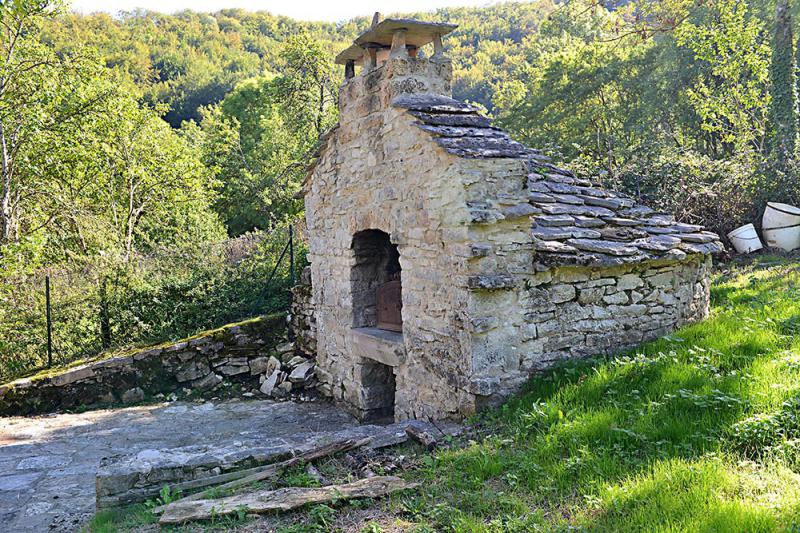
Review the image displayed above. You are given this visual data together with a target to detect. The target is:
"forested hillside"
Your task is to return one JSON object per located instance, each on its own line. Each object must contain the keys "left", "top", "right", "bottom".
{"left": 41, "top": 3, "right": 558, "bottom": 125}
{"left": 3, "top": 0, "right": 800, "bottom": 379}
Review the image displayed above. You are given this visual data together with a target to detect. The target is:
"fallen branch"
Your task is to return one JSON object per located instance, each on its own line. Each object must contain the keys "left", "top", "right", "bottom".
{"left": 153, "top": 437, "right": 371, "bottom": 514}
{"left": 159, "top": 476, "right": 418, "bottom": 524}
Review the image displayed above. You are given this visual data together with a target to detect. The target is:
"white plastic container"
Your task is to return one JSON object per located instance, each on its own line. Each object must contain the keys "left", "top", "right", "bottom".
{"left": 762, "top": 202, "right": 800, "bottom": 252}
{"left": 727, "top": 223, "right": 763, "bottom": 254}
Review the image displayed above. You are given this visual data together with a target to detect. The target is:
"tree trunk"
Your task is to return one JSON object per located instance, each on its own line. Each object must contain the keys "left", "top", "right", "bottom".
{"left": 770, "top": 0, "right": 797, "bottom": 167}
{"left": 316, "top": 81, "right": 324, "bottom": 137}
{"left": 0, "top": 120, "right": 12, "bottom": 245}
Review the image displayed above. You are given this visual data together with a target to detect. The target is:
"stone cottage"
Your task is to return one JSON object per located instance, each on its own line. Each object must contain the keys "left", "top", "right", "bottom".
{"left": 299, "top": 15, "right": 723, "bottom": 422}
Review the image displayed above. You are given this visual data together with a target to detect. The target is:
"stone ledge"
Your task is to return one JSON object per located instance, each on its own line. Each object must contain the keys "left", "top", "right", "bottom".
{"left": 467, "top": 274, "right": 516, "bottom": 291}
{"left": 349, "top": 328, "right": 406, "bottom": 367}
{"left": 0, "top": 313, "right": 296, "bottom": 416}
{"left": 95, "top": 419, "right": 460, "bottom": 509}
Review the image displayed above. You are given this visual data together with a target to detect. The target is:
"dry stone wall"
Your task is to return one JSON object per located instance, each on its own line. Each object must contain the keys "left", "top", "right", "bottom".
{"left": 0, "top": 314, "right": 317, "bottom": 416}
{"left": 291, "top": 266, "right": 317, "bottom": 358}
{"left": 467, "top": 257, "right": 711, "bottom": 405}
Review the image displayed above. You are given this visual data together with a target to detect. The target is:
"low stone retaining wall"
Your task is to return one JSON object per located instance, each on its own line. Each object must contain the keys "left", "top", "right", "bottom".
{"left": 0, "top": 313, "right": 317, "bottom": 416}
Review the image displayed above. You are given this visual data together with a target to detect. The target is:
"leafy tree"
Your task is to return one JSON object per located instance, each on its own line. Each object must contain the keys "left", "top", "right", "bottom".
{"left": 94, "top": 99, "right": 223, "bottom": 260}
{"left": 197, "top": 34, "right": 338, "bottom": 235}
{"left": 770, "top": 0, "right": 797, "bottom": 166}
{"left": 675, "top": 0, "right": 770, "bottom": 154}
{"left": 273, "top": 32, "right": 338, "bottom": 139}
{"left": 0, "top": 0, "right": 106, "bottom": 246}
{"left": 0, "top": 2, "right": 225, "bottom": 268}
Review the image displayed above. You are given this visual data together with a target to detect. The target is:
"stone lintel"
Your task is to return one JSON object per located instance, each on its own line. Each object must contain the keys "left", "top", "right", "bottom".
{"left": 349, "top": 327, "right": 406, "bottom": 367}
{"left": 355, "top": 19, "right": 456, "bottom": 52}
{"left": 335, "top": 18, "right": 457, "bottom": 65}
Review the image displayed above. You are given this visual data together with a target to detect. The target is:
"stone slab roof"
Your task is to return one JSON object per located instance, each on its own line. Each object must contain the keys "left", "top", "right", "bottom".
{"left": 524, "top": 166, "right": 723, "bottom": 267}
{"left": 393, "top": 94, "right": 724, "bottom": 267}
{"left": 393, "top": 94, "right": 542, "bottom": 159}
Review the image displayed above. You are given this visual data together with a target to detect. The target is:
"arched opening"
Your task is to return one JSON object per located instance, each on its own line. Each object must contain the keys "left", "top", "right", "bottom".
{"left": 350, "top": 229, "right": 401, "bottom": 421}
{"left": 351, "top": 229, "right": 402, "bottom": 331}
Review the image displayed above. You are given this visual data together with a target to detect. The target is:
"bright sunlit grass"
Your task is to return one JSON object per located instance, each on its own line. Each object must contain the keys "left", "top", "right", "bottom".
{"left": 404, "top": 257, "right": 800, "bottom": 532}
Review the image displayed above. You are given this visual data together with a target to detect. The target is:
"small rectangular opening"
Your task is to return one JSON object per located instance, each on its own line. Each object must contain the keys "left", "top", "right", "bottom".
{"left": 359, "top": 358, "right": 395, "bottom": 422}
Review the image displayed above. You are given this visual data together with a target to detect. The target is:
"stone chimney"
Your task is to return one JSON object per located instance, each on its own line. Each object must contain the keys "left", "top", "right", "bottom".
{"left": 334, "top": 14, "right": 457, "bottom": 124}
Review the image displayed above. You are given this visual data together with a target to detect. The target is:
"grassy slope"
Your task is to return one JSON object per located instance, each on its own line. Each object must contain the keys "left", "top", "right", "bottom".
{"left": 402, "top": 257, "right": 800, "bottom": 532}
{"left": 87, "top": 258, "right": 800, "bottom": 532}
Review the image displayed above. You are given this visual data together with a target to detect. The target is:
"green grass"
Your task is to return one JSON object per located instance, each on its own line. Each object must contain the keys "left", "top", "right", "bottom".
{"left": 399, "top": 257, "right": 800, "bottom": 532}
{"left": 85, "top": 504, "right": 157, "bottom": 532}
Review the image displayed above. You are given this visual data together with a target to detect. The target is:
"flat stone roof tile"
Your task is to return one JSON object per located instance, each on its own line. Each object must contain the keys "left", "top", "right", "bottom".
{"left": 390, "top": 93, "right": 724, "bottom": 266}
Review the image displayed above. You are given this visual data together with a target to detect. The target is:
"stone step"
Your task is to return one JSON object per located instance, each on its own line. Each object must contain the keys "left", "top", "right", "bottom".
{"left": 95, "top": 419, "right": 459, "bottom": 509}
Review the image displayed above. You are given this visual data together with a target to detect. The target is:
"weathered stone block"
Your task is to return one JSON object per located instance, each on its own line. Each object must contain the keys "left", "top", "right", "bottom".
{"left": 617, "top": 273, "right": 644, "bottom": 291}
{"left": 548, "top": 284, "right": 576, "bottom": 303}
{"left": 468, "top": 274, "right": 516, "bottom": 290}
{"left": 193, "top": 373, "right": 222, "bottom": 392}
{"left": 121, "top": 387, "right": 144, "bottom": 404}
{"left": 51, "top": 366, "right": 95, "bottom": 387}
{"left": 259, "top": 369, "right": 283, "bottom": 396}
{"left": 603, "top": 292, "right": 629, "bottom": 305}
{"left": 578, "top": 288, "right": 605, "bottom": 305}
{"left": 248, "top": 357, "right": 269, "bottom": 375}
{"left": 175, "top": 360, "right": 210, "bottom": 383}
{"left": 289, "top": 362, "right": 315, "bottom": 383}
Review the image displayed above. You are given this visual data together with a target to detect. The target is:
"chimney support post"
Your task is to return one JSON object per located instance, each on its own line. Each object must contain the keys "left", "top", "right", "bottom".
{"left": 390, "top": 28, "right": 409, "bottom": 59}
{"left": 363, "top": 46, "right": 378, "bottom": 70}
{"left": 432, "top": 33, "right": 445, "bottom": 59}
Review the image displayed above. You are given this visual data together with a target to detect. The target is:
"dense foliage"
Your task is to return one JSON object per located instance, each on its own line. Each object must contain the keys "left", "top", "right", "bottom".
{"left": 30, "top": 0, "right": 800, "bottom": 240}
{"left": 4, "top": 0, "right": 800, "bottom": 379}
{"left": 496, "top": 0, "right": 797, "bottom": 235}
{"left": 1, "top": 228, "right": 300, "bottom": 381}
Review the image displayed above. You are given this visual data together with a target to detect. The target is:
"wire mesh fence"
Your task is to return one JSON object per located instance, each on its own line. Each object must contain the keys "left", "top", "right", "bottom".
{"left": 0, "top": 224, "right": 303, "bottom": 382}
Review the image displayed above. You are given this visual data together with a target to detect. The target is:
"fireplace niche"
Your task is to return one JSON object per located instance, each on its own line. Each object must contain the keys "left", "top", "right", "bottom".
{"left": 351, "top": 229, "right": 402, "bottom": 332}
{"left": 349, "top": 229, "right": 402, "bottom": 420}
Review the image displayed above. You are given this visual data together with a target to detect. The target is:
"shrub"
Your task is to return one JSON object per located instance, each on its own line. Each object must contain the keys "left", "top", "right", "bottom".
{"left": 0, "top": 226, "right": 304, "bottom": 382}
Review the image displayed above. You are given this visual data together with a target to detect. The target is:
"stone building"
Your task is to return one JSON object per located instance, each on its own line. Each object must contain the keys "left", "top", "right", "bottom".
{"left": 299, "top": 15, "right": 723, "bottom": 422}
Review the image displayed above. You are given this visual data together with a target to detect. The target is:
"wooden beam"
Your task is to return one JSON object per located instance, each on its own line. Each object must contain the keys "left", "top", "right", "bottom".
{"left": 159, "top": 476, "right": 418, "bottom": 524}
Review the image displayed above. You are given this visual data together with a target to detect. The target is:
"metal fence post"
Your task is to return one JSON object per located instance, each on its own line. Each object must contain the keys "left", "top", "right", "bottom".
{"left": 289, "top": 225, "right": 295, "bottom": 286}
{"left": 45, "top": 275, "right": 53, "bottom": 368}
{"left": 99, "top": 276, "right": 111, "bottom": 349}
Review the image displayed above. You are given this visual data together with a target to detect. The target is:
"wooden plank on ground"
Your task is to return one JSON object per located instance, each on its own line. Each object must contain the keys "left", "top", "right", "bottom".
{"left": 153, "top": 437, "right": 371, "bottom": 514}
{"left": 159, "top": 476, "right": 418, "bottom": 524}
